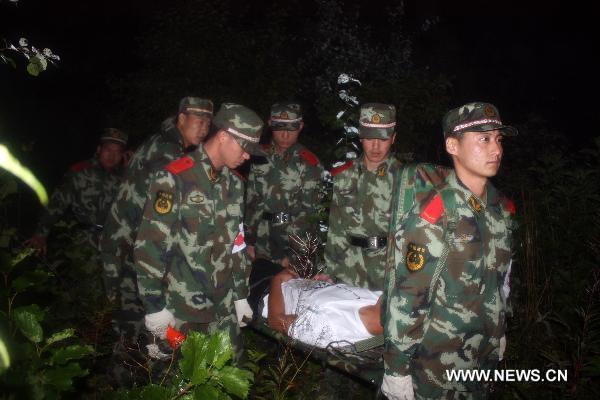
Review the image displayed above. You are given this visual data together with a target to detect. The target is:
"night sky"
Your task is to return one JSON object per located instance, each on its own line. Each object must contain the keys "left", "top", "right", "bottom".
{"left": 1, "top": 0, "right": 598, "bottom": 188}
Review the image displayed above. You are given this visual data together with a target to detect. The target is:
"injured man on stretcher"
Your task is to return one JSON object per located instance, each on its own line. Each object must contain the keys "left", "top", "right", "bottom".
{"left": 260, "top": 270, "right": 384, "bottom": 349}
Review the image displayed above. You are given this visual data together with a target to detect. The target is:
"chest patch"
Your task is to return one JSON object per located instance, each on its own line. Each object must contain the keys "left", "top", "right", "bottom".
{"left": 154, "top": 190, "right": 174, "bottom": 214}
{"left": 406, "top": 243, "right": 426, "bottom": 272}
{"left": 188, "top": 192, "right": 205, "bottom": 204}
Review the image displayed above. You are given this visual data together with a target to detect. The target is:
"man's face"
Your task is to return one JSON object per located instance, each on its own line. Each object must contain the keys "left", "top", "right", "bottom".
{"left": 97, "top": 142, "right": 125, "bottom": 170}
{"left": 446, "top": 130, "right": 504, "bottom": 180}
{"left": 360, "top": 133, "right": 395, "bottom": 165}
{"left": 271, "top": 125, "right": 302, "bottom": 152}
{"left": 220, "top": 132, "right": 250, "bottom": 169}
{"left": 178, "top": 113, "right": 211, "bottom": 147}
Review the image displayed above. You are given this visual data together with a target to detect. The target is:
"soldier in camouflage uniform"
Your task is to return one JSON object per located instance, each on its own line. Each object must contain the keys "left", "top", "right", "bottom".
{"left": 99, "top": 97, "right": 213, "bottom": 339}
{"left": 324, "top": 103, "right": 402, "bottom": 290}
{"left": 381, "top": 102, "right": 517, "bottom": 400}
{"left": 135, "top": 103, "right": 264, "bottom": 356}
{"left": 245, "top": 102, "right": 323, "bottom": 267}
{"left": 27, "top": 128, "right": 128, "bottom": 254}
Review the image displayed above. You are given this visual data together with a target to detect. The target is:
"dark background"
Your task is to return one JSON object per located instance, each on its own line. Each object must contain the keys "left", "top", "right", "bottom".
{"left": 1, "top": 0, "right": 598, "bottom": 188}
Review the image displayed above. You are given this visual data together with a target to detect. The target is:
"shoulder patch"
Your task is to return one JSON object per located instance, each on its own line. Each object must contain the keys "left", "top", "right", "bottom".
{"left": 299, "top": 149, "right": 319, "bottom": 167}
{"left": 331, "top": 161, "right": 353, "bottom": 177}
{"left": 232, "top": 169, "right": 247, "bottom": 182}
{"left": 502, "top": 197, "right": 516, "bottom": 216}
{"left": 420, "top": 193, "right": 444, "bottom": 224}
{"left": 69, "top": 160, "right": 92, "bottom": 172}
{"left": 165, "top": 156, "right": 194, "bottom": 175}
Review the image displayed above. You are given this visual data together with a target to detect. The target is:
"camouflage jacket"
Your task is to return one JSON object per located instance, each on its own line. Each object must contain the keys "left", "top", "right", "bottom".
{"left": 245, "top": 142, "right": 323, "bottom": 262}
{"left": 382, "top": 164, "right": 514, "bottom": 397}
{"left": 134, "top": 145, "right": 250, "bottom": 324}
{"left": 100, "top": 118, "right": 184, "bottom": 274}
{"left": 36, "top": 157, "right": 123, "bottom": 243}
{"left": 324, "top": 155, "right": 402, "bottom": 290}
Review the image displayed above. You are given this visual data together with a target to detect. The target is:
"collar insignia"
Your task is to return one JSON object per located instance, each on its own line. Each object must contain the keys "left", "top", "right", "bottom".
{"left": 468, "top": 195, "right": 483, "bottom": 213}
{"left": 208, "top": 167, "right": 219, "bottom": 183}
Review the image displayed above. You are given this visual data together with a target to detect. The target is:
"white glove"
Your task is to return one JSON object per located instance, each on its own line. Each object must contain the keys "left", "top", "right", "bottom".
{"left": 144, "top": 308, "right": 176, "bottom": 339}
{"left": 381, "top": 374, "right": 414, "bottom": 400}
{"left": 499, "top": 335, "right": 507, "bottom": 361}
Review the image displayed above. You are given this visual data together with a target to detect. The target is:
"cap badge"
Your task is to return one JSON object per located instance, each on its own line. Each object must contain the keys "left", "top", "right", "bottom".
{"left": 280, "top": 111, "right": 289, "bottom": 120}
{"left": 483, "top": 105, "right": 496, "bottom": 118}
{"left": 371, "top": 114, "right": 382, "bottom": 124}
{"left": 468, "top": 195, "right": 483, "bottom": 213}
{"left": 154, "top": 191, "right": 173, "bottom": 214}
{"left": 406, "top": 243, "right": 426, "bottom": 272}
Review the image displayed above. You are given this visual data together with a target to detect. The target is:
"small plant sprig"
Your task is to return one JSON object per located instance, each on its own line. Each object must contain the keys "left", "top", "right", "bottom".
{"left": 1, "top": 37, "right": 60, "bottom": 76}
{"left": 288, "top": 233, "right": 323, "bottom": 279}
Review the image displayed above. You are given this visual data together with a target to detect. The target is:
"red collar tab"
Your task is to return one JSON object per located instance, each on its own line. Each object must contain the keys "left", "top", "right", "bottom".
{"left": 299, "top": 149, "right": 319, "bottom": 166}
{"left": 69, "top": 160, "right": 92, "bottom": 172}
{"left": 165, "top": 156, "right": 194, "bottom": 175}
{"left": 503, "top": 197, "right": 516, "bottom": 216}
{"left": 331, "top": 161, "right": 353, "bottom": 177}
{"left": 232, "top": 169, "right": 246, "bottom": 181}
{"left": 420, "top": 193, "right": 444, "bottom": 224}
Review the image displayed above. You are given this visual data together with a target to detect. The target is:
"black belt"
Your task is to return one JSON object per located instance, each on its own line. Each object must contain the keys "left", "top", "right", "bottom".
{"left": 262, "top": 212, "right": 292, "bottom": 224}
{"left": 349, "top": 235, "right": 387, "bottom": 250}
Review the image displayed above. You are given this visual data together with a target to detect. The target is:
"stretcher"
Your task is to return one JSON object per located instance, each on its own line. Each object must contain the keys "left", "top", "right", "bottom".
{"left": 247, "top": 316, "right": 384, "bottom": 385}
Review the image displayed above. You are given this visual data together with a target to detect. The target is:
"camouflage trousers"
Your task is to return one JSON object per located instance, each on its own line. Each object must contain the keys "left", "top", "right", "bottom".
{"left": 102, "top": 254, "right": 145, "bottom": 341}
{"left": 180, "top": 312, "right": 244, "bottom": 361}
{"left": 411, "top": 381, "right": 490, "bottom": 400}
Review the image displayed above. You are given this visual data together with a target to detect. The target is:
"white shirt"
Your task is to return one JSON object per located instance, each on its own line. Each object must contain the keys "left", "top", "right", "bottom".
{"left": 262, "top": 279, "right": 382, "bottom": 348}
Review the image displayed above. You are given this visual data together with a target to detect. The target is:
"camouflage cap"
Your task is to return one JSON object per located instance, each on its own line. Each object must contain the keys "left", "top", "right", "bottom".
{"left": 358, "top": 103, "right": 396, "bottom": 139}
{"left": 269, "top": 102, "right": 303, "bottom": 131}
{"left": 178, "top": 96, "right": 214, "bottom": 117}
{"left": 213, "top": 103, "right": 265, "bottom": 156}
{"left": 443, "top": 102, "right": 518, "bottom": 138}
{"left": 100, "top": 128, "right": 128, "bottom": 146}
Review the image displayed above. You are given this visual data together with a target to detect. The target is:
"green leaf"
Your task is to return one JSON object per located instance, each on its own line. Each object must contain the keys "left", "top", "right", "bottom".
{"left": 12, "top": 275, "right": 36, "bottom": 292}
{"left": 45, "top": 362, "right": 88, "bottom": 391}
{"left": 50, "top": 344, "right": 94, "bottom": 365}
{"left": 0, "top": 54, "right": 17, "bottom": 69}
{"left": 193, "top": 385, "right": 231, "bottom": 400}
{"left": 179, "top": 331, "right": 210, "bottom": 385}
{"left": 14, "top": 304, "right": 45, "bottom": 321}
{"left": 12, "top": 268, "right": 51, "bottom": 292}
{"left": 137, "top": 384, "right": 174, "bottom": 400}
{"left": 26, "top": 54, "right": 48, "bottom": 77}
{"left": 13, "top": 307, "right": 44, "bottom": 343}
{"left": 205, "top": 330, "right": 233, "bottom": 369}
{"left": 0, "top": 335, "right": 10, "bottom": 374}
{"left": 45, "top": 328, "right": 75, "bottom": 346}
{"left": 10, "top": 247, "right": 35, "bottom": 267}
{"left": 213, "top": 366, "right": 253, "bottom": 399}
